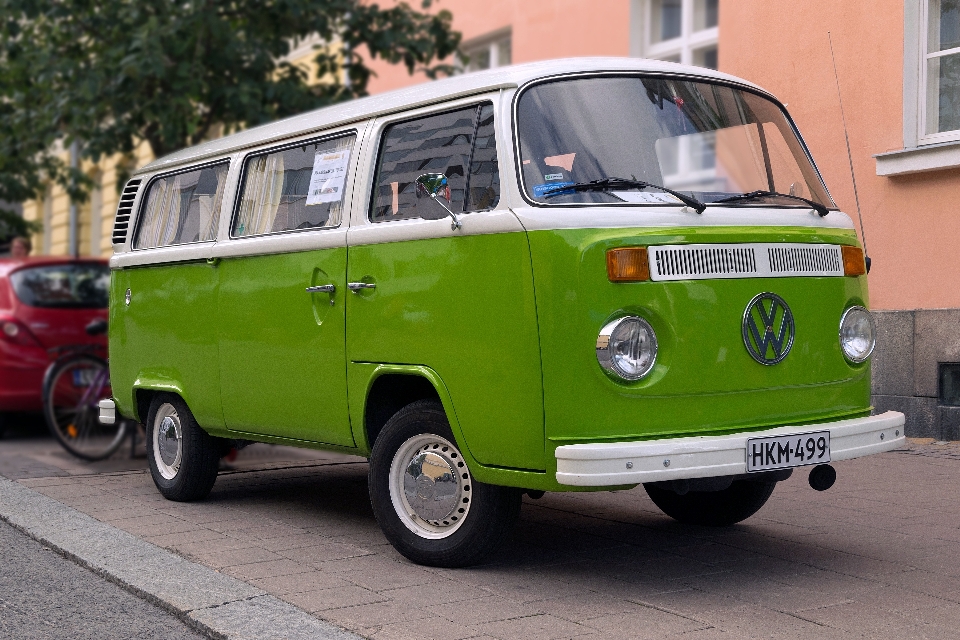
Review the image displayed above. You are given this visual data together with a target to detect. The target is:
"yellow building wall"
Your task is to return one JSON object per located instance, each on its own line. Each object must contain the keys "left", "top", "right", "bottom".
{"left": 22, "top": 141, "right": 153, "bottom": 258}
{"left": 21, "top": 43, "right": 332, "bottom": 258}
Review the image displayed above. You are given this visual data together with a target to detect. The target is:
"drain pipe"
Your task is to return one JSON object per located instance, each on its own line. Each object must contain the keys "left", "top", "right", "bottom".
{"left": 68, "top": 140, "right": 79, "bottom": 258}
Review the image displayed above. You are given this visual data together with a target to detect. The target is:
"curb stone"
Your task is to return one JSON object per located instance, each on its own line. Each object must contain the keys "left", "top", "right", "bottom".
{"left": 0, "top": 476, "right": 362, "bottom": 640}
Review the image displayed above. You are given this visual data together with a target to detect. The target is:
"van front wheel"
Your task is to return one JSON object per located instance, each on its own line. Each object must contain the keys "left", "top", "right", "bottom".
{"left": 643, "top": 479, "right": 777, "bottom": 526}
{"left": 369, "top": 400, "right": 521, "bottom": 567}
{"left": 146, "top": 394, "right": 221, "bottom": 502}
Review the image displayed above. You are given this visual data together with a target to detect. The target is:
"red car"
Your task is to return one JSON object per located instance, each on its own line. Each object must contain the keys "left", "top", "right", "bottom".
{"left": 0, "top": 257, "right": 109, "bottom": 415}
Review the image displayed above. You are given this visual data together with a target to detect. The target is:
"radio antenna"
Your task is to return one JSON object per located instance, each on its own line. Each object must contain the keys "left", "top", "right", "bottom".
{"left": 828, "top": 31, "right": 870, "bottom": 263}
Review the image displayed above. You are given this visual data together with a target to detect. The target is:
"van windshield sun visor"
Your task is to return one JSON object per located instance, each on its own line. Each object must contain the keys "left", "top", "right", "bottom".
{"left": 517, "top": 76, "right": 835, "bottom": 211}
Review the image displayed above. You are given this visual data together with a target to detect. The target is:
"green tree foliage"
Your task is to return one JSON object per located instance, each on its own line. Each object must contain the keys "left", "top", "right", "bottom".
{"left": 0, "top": 0, "right": 460, "bottom": 236}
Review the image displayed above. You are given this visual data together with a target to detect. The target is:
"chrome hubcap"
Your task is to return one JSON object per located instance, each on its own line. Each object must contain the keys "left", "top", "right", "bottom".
{"left": 158, "top": 417, "right": 180, "bottom": 467}
{"left": 390, "top": 434, "right": 472, "bottom": 539}
{"left": 152, "top": 404, "right": 182, "bottom": 480}
{"left": 404, "top": 450, "right": 459, "bottom": 523}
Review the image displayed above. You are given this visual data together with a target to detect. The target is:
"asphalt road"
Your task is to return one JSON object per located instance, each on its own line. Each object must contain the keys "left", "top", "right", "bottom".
{"left": 0, "top": 519, "right": 205, "bottom": 640}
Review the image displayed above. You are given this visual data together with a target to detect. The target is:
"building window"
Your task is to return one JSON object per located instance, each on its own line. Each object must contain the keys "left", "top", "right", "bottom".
{"left": 636, "top": 0, "right": 718, "bottom": 69}
{"left": 922, "top": 0, "right": 960, "bottom": 142}
{"left": 42, "top": 187, "right": 53, "bottom": 255}
{"left": 463, "top": 30, "right": 511, "bottom": 72}
{"left": 940, "top": 363, "right": 960, "bottom": 406}
{"left": 89, "top": 174, "right": 102, "bottom": 256}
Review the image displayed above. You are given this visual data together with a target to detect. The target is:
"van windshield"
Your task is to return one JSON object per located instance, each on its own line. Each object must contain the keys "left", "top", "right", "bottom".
{"left": 516, "top": 76, "right": 835, "bottom": 210}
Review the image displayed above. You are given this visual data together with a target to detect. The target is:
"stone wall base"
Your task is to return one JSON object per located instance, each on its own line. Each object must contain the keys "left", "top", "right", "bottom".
{"left": 872, "top": 309, "right": 960, "bottom": 440}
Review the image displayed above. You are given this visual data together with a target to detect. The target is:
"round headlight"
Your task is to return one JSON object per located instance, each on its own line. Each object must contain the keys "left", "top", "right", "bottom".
{"left": 839, "top": 306, "right": 875, "bottom": 363}
{"left": 597, "top": 316, "right": 658, "bottom": 380}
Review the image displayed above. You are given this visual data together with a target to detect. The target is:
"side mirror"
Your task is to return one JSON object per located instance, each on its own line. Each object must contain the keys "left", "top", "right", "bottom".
{"left": 415, "top": 173, "right": 461, "bottom": 230}
{"left": 415, "top": 173, "right": 449, "bottom": 199}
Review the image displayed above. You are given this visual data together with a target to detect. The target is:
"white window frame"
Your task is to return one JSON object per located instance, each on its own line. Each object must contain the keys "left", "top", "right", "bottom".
{"left": 918, "top": 0, "right": 960, "bottom": 145}
{"left": 631, "top": 0, "right": 718, "bottom": 67}
{"left": 876, "top": 0, "right": 960, "bottom": 176}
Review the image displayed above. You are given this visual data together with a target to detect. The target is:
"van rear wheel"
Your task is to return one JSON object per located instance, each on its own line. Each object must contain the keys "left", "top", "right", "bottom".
{"left": 368, "top": 400, "right": 521, "bottom": 567}
{"left": 146, "top": 394, "right": 220, "bottom": 502}
{"left": 643, "top": 479, "right": 777, "bottom": 526}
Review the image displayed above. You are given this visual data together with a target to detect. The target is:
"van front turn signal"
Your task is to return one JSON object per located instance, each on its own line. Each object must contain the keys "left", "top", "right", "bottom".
{"left": 841, "top": 246, "right": 866, "bottom": 277}
{"left": 607, "top": 247, "right": 650, "bottom": 282}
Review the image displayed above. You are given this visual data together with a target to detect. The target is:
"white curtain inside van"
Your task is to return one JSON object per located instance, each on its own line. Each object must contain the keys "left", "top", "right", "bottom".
{"left": 236, "top": 154, "right": 285, "bottom": 236}
{"left": 136, "top": 174, "right": 182, "bottom": 249}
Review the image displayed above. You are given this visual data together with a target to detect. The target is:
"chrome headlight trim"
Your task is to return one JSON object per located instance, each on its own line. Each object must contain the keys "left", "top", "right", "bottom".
{"left": 839, "top": 305, "right": 876, "bottom": 363}
{"left": 596, "top": 316, "right": 658, "bottom": 381}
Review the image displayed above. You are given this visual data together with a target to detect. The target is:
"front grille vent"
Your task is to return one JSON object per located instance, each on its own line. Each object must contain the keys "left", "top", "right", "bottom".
{"left": 767, "top": 245, "right": 841, "bottom": 274}
{"left": 648, "top": 243, "right": 844, "bottom": 281}
{"left": 111, "top": 179, "right": 142, "bottom": 246}
{"left": 653, "top": 246, "right": 758, "bottom": 279}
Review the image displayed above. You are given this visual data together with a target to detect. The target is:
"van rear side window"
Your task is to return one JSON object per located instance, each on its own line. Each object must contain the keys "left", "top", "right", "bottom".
{"left": 134, "top": 162, "right": 229, "bottom": 249}
{"left": 233, "top": 134, "right": 356, "bottom": 237}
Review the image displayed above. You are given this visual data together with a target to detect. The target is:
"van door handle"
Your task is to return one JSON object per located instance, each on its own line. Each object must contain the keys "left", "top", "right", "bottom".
{"left": 305, "top": 284, "right": 336, "bottom": 293}
{"left": 347, "top": 282, "right": 376, "bottom": 292}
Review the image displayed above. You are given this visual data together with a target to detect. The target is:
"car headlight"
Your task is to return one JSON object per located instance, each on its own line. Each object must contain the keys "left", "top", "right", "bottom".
{"left": 597, "top": 316, "right": 658, "bottom": 380}
{"left": 839, "top": 306, "right": 875, "bottom": 363}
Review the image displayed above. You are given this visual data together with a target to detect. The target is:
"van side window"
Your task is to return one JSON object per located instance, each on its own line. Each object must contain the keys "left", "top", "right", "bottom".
{"left": 371, "top": 103, "right": 499, "bottom": 222}
{"left": 233, "top": 134, "right": 356, "bottom": 237}
{"left": 134, "top": 162, "right": 229, "bottom": 249}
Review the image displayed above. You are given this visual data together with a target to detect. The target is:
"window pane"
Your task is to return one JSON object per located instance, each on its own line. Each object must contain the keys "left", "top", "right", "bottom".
{"left": 651, "top": 0, "right": 682, "bottom": 44}
{"left": 497, "top": 38, "right": 512, "bottom": 66}
{"left": 371, "top": 103, "right": 500, "bottom": 222}
{"left": 926, "top": 52, "right": 960, "bottom": 133}
{"left": 940, "top": 363, "right": 960, "bottom": 405}
{"left": 135, "top": 163, "right": 229, "bottom": 249}
{"left": 469, "top": 47, "right": 491, "bottom": 71}
{"left": 693, "top": 45, "right": 719, "bottom": 69}
{"left": 10, "top": 263, "right": 110, "bottom": 309}
{"left": 694, "top": 0, "right": 719, "bottom": 31}
{"left": 931, "top": 0, "right": 960, "bottom": 52}
{"left": 467, "top": 105, "right": 501, "bottom": 211}
{"left": 233, "top": 135, "right": 355, "bottom": 237}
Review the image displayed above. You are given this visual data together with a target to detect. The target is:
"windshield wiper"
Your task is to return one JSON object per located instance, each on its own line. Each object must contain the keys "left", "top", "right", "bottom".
{"left": 712, "top": 190, "right": 829, "bottom": 217}
{"left": 541, "top": 177, "right": 706, "bottom": 214}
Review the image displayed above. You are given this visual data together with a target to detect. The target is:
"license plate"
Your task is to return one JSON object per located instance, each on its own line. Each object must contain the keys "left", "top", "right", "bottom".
{"left": 72, "top": 368, "right": 96, "bottom": 387}
{"left": 746, "top": 431, "right": 830, "bottom": 472}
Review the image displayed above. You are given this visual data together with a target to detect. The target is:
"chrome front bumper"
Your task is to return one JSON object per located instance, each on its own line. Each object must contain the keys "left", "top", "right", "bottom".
{"left": 555, "top": 411, "right": 906, "bottom": 487}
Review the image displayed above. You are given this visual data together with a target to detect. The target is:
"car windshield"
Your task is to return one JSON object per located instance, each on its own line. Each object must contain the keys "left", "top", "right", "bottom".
{"left": 10, "top": 263, "right": 110, "bottom": 309}
{"left": 516, "top": 76, "right": 835, "bottom": 209}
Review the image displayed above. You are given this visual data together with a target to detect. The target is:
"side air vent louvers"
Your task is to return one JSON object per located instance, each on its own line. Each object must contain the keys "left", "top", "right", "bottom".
{"left": 111, "top": 179, "right": 142, "bottom": 246}
{"left": 648, "top": 243, "right": 845, "bottom": 281}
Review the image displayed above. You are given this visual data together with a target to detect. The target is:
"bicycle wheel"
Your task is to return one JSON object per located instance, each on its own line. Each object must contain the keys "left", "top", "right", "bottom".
{"left": 43, "top": 354, "right": 127, "bottom": 461}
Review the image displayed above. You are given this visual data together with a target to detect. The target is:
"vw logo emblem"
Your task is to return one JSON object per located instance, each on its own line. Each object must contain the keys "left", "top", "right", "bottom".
{"left": 742, "top": 292, "right": 795, "bottom": 365}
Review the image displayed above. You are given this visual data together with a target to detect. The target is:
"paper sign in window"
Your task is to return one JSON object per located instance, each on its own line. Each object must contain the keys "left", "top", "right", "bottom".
{"left": 306, "top": 150, "right": 351, "bottom": 205}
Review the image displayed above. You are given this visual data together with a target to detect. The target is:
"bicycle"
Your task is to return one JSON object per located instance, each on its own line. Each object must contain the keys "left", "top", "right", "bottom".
{"left": 42, "top": 319, "right": 137, "bottom": 461}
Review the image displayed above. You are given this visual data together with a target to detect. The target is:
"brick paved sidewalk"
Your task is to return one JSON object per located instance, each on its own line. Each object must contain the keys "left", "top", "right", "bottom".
{"left": 7, "top": 439, "right": 960, "bottom": 639}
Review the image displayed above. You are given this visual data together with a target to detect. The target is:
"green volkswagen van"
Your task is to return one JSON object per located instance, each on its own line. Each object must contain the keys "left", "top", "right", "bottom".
{"left": 103, "top": 58, "right": 905, "bottom": 567}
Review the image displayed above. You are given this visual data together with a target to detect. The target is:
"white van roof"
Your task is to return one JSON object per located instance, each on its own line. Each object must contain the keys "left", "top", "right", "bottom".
{"left": 138, "top": 56, "right": 767, "bottom": 174}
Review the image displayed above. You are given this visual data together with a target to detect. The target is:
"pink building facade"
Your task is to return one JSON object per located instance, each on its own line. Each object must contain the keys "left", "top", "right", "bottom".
{"left": 367, "top": 0, "right": 960, "bottom": 438}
